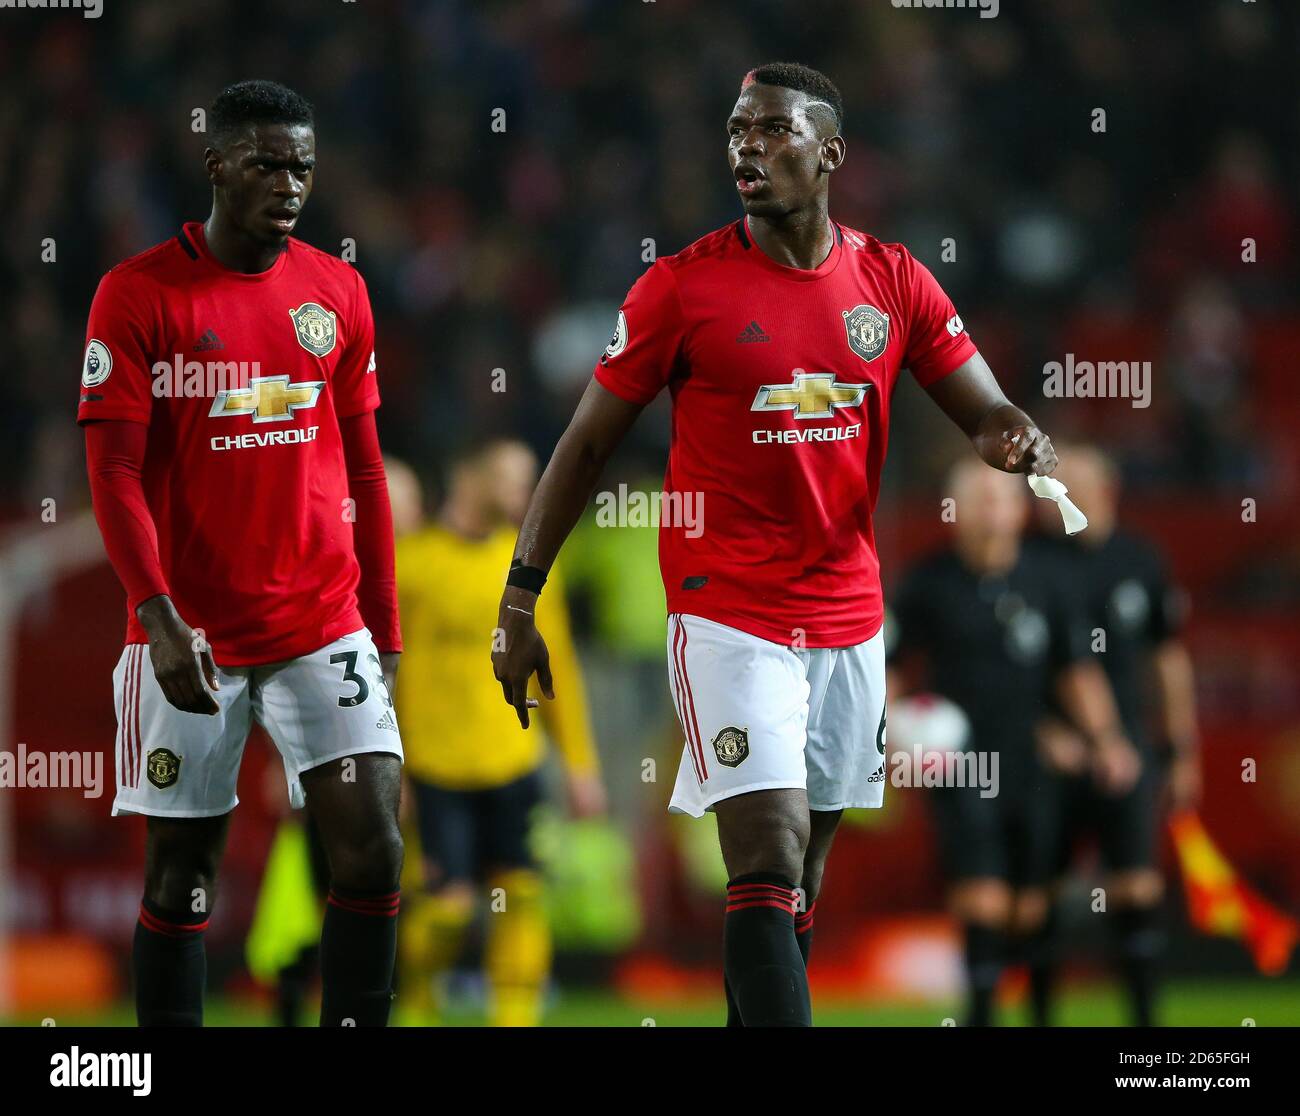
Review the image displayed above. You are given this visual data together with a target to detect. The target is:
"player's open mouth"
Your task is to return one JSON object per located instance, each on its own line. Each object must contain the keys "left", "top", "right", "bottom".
{"left": 267, "top": 209, "right": 299, "bottom": 232}
{"left": 735, "top": 165, "right": 767, "bottom": 196}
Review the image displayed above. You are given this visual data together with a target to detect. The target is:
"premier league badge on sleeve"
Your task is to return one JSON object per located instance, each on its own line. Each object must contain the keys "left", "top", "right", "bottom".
{"left": 289, "top": 302, "right": 338, "bottom": 357}
{"left": 602, "top": 309, "right": 628, "bottom": 363}
{"left": 843, "top": 304, "right": 890, "bottom": 363}
{"left": 81, "top": 339, "right": 113, "bottom": 387}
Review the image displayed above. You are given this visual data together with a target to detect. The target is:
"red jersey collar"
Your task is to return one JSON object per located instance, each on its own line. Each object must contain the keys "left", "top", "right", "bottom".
{"left": 738, "top": 215, "right": 843, "bottom": 281}
{"left": 180, "top": 221, "right": 291, "bottom": 282}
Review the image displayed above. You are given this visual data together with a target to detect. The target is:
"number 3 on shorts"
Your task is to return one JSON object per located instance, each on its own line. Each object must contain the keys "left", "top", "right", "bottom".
{"left": 329, "top": 649, "right": 392, "bottom": 709}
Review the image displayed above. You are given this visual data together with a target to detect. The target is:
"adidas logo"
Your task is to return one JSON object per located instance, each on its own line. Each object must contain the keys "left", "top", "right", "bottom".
{"left": 736, "top": 320, "right": 771, "bottom": 343}
{"left": 375, "top": 708, "right": 398, "bottom": 732}
{"left": 193, "top": 328, "right": 225, "bottom": 352}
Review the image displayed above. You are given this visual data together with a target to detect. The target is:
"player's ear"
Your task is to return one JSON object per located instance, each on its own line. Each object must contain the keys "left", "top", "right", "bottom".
{"left": 819, "top": 135, "right": 845, "bottom": 174}
{"left": 203, "top": 147, "right": 224, "bottom": 185}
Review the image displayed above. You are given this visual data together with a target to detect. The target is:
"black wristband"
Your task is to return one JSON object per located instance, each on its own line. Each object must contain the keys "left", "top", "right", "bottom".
{"left": 506, "top": 561, "right": 547, "bottom": 595}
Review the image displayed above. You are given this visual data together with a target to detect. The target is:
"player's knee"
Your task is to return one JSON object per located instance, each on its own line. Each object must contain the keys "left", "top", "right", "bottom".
{"left": 143, "top": 816, "right": 228, "bottom": 911}
{"left": 717, "top": 792, "right": 809, "bottom": 881}
{"left": 330, "top": 826, "right": 404, "bottom": 892}
{"left": 144, "top": 855, "right": 221, "bottom": 914}
{"left": 730, "top": 827, "right": 807, "bottom": 883}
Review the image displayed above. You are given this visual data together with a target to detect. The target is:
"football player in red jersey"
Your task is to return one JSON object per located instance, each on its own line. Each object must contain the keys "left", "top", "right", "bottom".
{"left": 81, "top": 81, "right": 404, "bottom": 1026}
{"left": 491, "top": 62, "right": 1075, "bottom": 1027}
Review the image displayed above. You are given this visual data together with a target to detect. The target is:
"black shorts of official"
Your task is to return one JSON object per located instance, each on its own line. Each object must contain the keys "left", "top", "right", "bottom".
{"left": 409, "top": 768, "right": 544, "bottom": 886}
{"left": 929, "top": 761, "right": 1064, "bottom": 889}
{"left": 1057, "top": 749, "right": 1163, "bottom": 874}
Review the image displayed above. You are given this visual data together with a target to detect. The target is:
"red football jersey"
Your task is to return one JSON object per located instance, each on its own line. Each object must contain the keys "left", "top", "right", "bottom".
{"left": 593, "top": 217, "right": 977, "bottom": 647}
{"left": 78, "top": 222, "right": 381, "bottom": 665}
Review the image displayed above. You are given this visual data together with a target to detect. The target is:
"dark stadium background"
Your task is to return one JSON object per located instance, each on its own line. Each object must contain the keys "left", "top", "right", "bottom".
{"left": 0, "top": 0, "right": 1297, "bottom": 1025}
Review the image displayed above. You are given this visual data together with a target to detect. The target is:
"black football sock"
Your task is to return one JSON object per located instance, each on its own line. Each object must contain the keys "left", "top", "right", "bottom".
{"left": 727, "top": 901, "right": 815, "bottom": 1026}
{"left": 1114, "top": 903, "right": 1163, "bottom": 1028}
{"left": 728, "top": 894, "right": 816, "bottom": 1024}
{"left": 964, "top": 922, "right": 1004, "bottom": 1027}
{"left": 133, "top": 897, "right": 208, "bottom": 1027}
{"left": 1027, "top": 904, "right": 1059, "bottom": 1028}
{"left": 795, "top": 900, "right": 816, "bottom": 967}
{"left": 319, "top": 886, "right": 400, "bottom": 1027}
{"left": 723, "top": 874, "right": 811, "bottom": 1027}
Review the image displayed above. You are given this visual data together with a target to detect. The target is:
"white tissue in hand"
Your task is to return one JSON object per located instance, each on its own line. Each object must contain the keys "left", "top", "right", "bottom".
{"left": 1027, "top": 474, "right": 1088, "bottom": 535}
{"left": 1027, "top": 475, "right": 1066, "bottom": 500}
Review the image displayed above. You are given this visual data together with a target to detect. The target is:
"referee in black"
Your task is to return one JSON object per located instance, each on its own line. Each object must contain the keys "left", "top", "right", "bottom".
{"left": 1029, "top": 443, "right": 1201, "bottom": 1027}
{"left": 886, "top": 459, "right": 1139, "bottom": 1026}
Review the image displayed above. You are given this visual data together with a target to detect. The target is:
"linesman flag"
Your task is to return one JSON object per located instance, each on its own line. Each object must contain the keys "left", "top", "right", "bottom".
{"left": 1169, "top": 809, "right": 1298, "bottom": 975}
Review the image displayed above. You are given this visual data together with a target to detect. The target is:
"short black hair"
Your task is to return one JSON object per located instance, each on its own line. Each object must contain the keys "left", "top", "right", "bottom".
{"left": 741, "top": 62, "right": 843, "bottom": 134}
{"left": 209, "top": 80, "right": 314, "bottom": 147}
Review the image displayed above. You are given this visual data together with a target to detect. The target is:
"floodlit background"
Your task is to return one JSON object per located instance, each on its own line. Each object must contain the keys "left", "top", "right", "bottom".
{"left": 1, "top": 0, "right": 1298, "bottom": 1025}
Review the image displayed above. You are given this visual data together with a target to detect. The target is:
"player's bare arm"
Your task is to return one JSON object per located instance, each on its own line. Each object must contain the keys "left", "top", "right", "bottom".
{"left": 1055, "top": 658, "right": 1141, "bottom": 796}
{"left": 925, "top": 351, "right": 1059, "bottom": 476}
{"left": 492, "top": 378, "right": 644, "bottom": 728}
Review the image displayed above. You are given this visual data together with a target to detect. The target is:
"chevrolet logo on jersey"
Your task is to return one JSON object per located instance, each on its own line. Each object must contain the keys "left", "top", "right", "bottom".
{"left": 751, "top": 371, "right": 867, "bottom": 419}
{"left": 209, "top": 375, "right": 326, "bottom": 422}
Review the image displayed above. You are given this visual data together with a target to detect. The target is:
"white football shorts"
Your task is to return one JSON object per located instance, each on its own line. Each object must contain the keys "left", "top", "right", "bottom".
{"left": 666, "top": 613, "right": 887, "bottom": 817}
{"left": 111, "top": 627, "right": 403, "bottom": 818}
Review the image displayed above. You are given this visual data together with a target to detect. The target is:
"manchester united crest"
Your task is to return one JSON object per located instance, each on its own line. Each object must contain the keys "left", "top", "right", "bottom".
{"left": 843, "top": 304, "right": 890, "bottom": 363}
{"left": 711, "top": 726, "right": 750, "bottom": 768}
{"left": 146, "top": 748, "right": 182, "bottom": 790}
{"left": 289, "top": 302, "right": 337, "bottom": 357}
